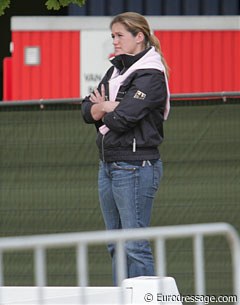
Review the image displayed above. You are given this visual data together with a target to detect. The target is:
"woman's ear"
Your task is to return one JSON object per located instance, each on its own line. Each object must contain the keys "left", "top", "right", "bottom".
{"left": 136, "top": 32, "right": 145, "bottom": 43}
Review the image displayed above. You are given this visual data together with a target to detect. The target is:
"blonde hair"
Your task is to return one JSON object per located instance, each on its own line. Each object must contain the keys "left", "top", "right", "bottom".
{"left": 110, "top": 12, "right": 169, "bottom": 77}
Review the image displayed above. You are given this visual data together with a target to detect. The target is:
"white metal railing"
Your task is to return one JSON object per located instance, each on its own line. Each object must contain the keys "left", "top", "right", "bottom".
{"left": 0, "top": 222, "right": 239, "bottom": 304}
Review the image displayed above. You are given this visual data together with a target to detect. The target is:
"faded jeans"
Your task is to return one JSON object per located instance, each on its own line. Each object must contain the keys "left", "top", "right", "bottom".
{"left": 98, "top": 159, "right": 163, "bottom": 285}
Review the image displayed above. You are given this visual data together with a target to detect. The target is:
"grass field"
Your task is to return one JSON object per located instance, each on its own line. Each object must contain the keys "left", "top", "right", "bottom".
{"left": 0, "top": 100, "right": 239, "bottom": 298}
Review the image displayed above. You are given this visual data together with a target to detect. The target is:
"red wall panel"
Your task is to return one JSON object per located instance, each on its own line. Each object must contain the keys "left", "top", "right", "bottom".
{"left": 10, "top": 31, "right": 80, "bottom": 100}
{"left": 4, "top": 27, "right": 240, "bottom": 100}
{"left": 41, "top": 31, "right": 52, "bottom": 98}
{"left": 155, "top": 30, "right": 240, "bottom": 94}
{"left": 3, "top": 57, "right": 12, "bottom": 100}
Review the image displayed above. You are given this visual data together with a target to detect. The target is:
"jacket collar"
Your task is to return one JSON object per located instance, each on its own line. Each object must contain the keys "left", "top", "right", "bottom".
{"left": 110, "top": 47, "right": 151, "bottom": 73}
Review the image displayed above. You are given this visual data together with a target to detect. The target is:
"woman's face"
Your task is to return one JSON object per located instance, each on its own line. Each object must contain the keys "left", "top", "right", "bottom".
{"left": 111, "top": 22, "right": 144, "bottom": 56}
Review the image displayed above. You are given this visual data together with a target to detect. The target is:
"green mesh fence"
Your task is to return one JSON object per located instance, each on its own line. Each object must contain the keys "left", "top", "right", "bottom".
{"left": 0, "top": 99, "right": 239, "bottom": 297}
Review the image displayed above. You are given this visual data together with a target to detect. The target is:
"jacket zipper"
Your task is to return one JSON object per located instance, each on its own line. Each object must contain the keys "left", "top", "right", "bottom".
{"left": 102, "top": 134, "right": 105, "bottom": 162}
{"left": 133, "top": 138, "right": 136, "bottom": 152}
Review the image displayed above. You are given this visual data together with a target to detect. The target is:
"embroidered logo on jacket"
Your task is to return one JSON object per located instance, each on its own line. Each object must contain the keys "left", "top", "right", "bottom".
{"left": 133, "top": 90, "right": 146, "bottom": 100}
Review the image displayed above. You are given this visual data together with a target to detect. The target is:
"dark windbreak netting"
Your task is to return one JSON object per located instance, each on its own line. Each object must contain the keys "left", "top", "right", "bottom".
{"left": 0, "top": 99, "right": 239, "bottom": 295}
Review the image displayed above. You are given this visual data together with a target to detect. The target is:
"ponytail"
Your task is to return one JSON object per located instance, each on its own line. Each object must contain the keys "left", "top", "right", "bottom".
{"left": 149, "top": 34, "right": 169, "bottom": 78}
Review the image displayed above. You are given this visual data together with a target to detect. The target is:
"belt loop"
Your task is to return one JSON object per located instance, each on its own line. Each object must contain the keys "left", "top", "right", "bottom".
{"left": 147, "top": 160, "right": 152, "bottom": 166}
{"left": 142, "top": 160, "right": 146, "bottom": 167}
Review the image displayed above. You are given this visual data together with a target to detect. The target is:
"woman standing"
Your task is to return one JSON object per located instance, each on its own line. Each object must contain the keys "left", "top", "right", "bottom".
{"left": 81, "top": 12, "right": 170, "bottom": 285}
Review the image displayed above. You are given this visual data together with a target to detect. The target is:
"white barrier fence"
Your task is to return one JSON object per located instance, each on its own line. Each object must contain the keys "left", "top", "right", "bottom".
{"left": 0, "top": 277, "right": 184, "bottom": 305}
{"left": 0, "top": 222, "right": 239, "bottom": 304}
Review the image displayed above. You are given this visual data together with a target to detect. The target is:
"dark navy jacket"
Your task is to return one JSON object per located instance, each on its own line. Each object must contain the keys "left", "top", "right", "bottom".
{"left": 81, "top": 48, "right": 168, "bottom": 162}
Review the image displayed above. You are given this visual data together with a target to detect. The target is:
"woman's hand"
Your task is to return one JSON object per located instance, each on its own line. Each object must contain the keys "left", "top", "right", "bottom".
{"left": 90, "top": 84, "right": 119, "bottom": 120}
{"left": 103, "top": 101, "right": 120, "bottom": 113}
{"left": 90, "top": 84, "right": 106, "bottom": 104}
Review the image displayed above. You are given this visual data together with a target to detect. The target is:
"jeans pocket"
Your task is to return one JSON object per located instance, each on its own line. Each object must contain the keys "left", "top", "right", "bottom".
{"left": 112, "top": 161, "right": 138, "bottom": 171}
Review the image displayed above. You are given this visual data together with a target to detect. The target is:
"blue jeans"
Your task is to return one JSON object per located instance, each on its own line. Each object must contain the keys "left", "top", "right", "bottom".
{"left": 98, "top": 159, "right": 163, "bottom": 285}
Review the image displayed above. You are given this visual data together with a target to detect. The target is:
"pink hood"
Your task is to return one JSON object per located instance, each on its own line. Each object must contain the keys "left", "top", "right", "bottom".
{"left": 108, "top": 47, "right": 170, "bottom": 120}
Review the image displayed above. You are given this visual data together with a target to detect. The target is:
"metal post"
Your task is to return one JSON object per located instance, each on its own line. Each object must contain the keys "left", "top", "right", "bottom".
{"left": 228, "top": 231, "right": 240, "bottom": 304}
{"left": 76, "top": 243, "right": 88, "bottom": 304}
{"left": 35, "top": 247, "right": 46, "bottom": 304}
{"left": 155, "top": 238, "right": 166, "bottom": 277}
{"left": 193, "top": 234, "right": 205, "bottom": 305}
{"left": 116, "top": 240, "right": 127, "bottom": 304}
{"left": 0, "top": 251, "right": 4, "bottom": 287}
{"left": 116, "top": 240, "right": 127, "bottom": 285}
{"left": 0, "top": 251, "right": 3, "bottom": 305}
